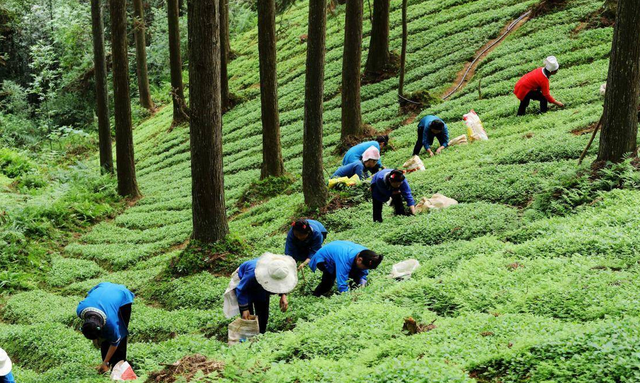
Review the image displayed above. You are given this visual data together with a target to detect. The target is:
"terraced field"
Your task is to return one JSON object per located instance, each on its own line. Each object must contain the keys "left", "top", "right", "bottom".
{"left": 3, "top": 0, "right": 640, "bottom": 381}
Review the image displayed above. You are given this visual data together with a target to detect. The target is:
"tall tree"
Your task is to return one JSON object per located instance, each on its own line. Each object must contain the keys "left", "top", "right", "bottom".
{"left": 596, "top": 0, "right": 640, "bottom": 163}
{"left": 257, "top": 0, "right": 285, "bottom": 178}
{"left": 364, "top": 0, "right": 390, "bottom": 77}
{"left": 220, "top": 0, "right": 230, "bottom": 112}
{"left": 188, "top": 0, "right": 229, "bottom": 242}
{"left": 90, "top": 0, "right": 113, "bottom": 174}
{"left": 167, "top": 0, "right": 188, "bottom": 125}
{"left": 398, "top": 0, "right": 407, "bottom": 96}
{"left": 109, "top": 0, "right": 141, "bottom": 198}
{"left": 132, "top": 0, "right": 155, "bottom": 110}
{"left": 303, "top": 0, "right": 328, "bottom": 209}
{"left": 340, "top": 0, "right": 363, "bottom": 140}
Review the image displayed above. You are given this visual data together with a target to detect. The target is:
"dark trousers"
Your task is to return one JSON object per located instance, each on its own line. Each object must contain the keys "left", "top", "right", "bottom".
{"left": 313, "top": 262, "right": 361, "bottom": 296}
{"left": 413, "top": 126, "right": 425, "bottom": 156}
{"left": 244, "top": 297, "right": 270, "bottom": 334}
{"left": 517, "top": 90, "right": 548, "bottom": 116}
{"left": 101, "top": 303, "right": 132, "bottom": 368}
{"left": 373, "top": 193, "right": 406, "bottom": 222}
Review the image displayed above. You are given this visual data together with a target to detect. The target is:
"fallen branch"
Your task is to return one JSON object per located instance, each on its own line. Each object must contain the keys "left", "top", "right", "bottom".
{"left": 577, "top": 116, "right": 602, "bottom": 165}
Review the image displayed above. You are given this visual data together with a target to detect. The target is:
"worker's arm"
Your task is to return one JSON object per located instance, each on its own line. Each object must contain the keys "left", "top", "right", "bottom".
{"left": 335, "top": 262, "right": 351, "bottom": 293}
{"left": 279, "top": 294, "right": 288, "bottom": 312}
{"left": 400, "top": 181, "right": 416, "bottom": 209}
{"left": 541, "top": 79, "right": 561, "bottom": 106}
{"left": 98, "top": 344, "right": 119, "bottom": 373}
{"left": 355, "top": 163, "right": 365, "bottom": 180}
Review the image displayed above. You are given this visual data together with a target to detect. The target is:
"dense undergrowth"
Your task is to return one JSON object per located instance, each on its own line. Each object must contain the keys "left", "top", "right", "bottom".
{"left": 2, "top": 0, "right": 640, "bottom": 381}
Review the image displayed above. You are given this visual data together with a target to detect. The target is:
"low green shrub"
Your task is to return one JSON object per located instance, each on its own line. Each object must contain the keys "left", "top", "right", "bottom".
{"left": 168, "top": 235, "right": 251, "bottom": 277}
{"left": 0, "top": 148, "right": 34, "bottom": 178}
{"left": 140, "top": 272, "right": 228, "bottom": 310}
{"left": 236, "top": 174, "right": 296, "bottom": 209}
{"left": 2, "top": 290, "right": 80, "bottom": 326}
{"left": 46, "top": 255, "right": 104, "bottom": 288}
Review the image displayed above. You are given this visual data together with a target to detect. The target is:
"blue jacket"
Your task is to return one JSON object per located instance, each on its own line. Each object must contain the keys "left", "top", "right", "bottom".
{"left": 332, "top": 161, "right": 369, "bottom": 180}
{"left": 371, "top": 169, "right": 416, "bottom": 206}
{"left": 285, "top": 220, "right": 327, "bottom": 262}
{"left": 0, "top": 372, "right": 16, "bottom": 383}
{"left": 235, "top": 259, "right": 270, "bottom": 311}
{"left": 418, "top": 115, "right": 449, "bottom": 151}
{"left": 76, "top": 282, "right": 135, "bottom": 346}
{"left": 342, "top": 141, "right": 383, "bottom": 167}
{"left": 308, "top": 241, "right": 369, "bottom": 293}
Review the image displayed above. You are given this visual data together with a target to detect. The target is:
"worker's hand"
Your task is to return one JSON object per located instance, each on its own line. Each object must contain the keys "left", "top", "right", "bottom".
{"left": 556, "top": 101, "right": 565, "bottom": 108}
{"left": 280, "top": 295, "right": 289, "bottom": 312}
{"left": 97, "top": 362, "right": 109, "bottom": 374}
{"left": 297, "top": 263, "right": 305, "bottom": 271}
{"left": 409, "top": 205, "right": 416, "bottom": 215}
{"left": 427, "top": 149, "right": 434, "bottom": 157}
{"left": 242, "top": 310, "right": 251, "bottom": 320}
{"left": 436, "top": 146, "right": 445, "bottom": 155}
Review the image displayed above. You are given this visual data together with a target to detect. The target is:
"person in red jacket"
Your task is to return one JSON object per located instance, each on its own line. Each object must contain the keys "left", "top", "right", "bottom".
{"left": 514, "top": 56, "right": 565, "bottom": 116}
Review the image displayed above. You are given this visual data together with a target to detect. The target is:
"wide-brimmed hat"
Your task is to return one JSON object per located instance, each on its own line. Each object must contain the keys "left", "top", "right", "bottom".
{"left": 0, "top": 348, "right": 12, "bottom": 377}
{"left": 255, "top": 253, "right": 298, "bottom": 294}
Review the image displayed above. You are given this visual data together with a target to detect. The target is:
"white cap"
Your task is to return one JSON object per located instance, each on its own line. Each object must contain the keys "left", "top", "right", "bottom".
{"left": 0, "top": 348, "right": 12, "bottom": 377}
{"left": 255, "top": 253, "right": 298, "bottom": 294}
{"left": 362, "top": 146, "right": 381, "bottom": 162}
{"left": 544, "top": 56, "right": 559, "bottom": 72}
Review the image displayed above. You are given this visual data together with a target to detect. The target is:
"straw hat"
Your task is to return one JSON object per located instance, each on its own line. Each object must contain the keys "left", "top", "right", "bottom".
{"left": 0, "top": 348, "right": 12, "bottom": 377}
{"left": 255, "top": 253, "right": 298, "bottom": 294}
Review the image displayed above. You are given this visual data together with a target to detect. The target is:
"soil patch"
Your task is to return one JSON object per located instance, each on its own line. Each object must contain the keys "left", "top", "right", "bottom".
{"left": 399, "top": 90, "right": 440, "bottom": 115}
{"left": 571, "top": 121, "right": 599, "bottom": 136}
{"left": 530, "top": 0, "right": 569, "bottom": 18}
{"left": 403, "top": 317, "right": 437, "bottom": 335}
{"left": 146, "top": 354, "right": 224, "bottom": 383}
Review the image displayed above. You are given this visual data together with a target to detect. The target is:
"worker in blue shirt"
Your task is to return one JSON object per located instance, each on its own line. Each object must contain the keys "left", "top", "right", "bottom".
{"left": 235, "top": 253, "right": 298, "bottom": 333}
{"left": 413, "top": 115, "right": 449, "bottom": 157}
{"left": 371, "top": 169, "right": 416, "bottom": 222}
{"left": 308, "top": 241, "right": 383, "bottom": 296}
{"left": 285, "top": 219, "right": 328, "bottom": 270}
{"left": 0, "top": 348, "right": 16, "bottom": 383}
{"left": 342, "top": 135, "right": 388, "bottom": 168}
{"left": 76, "top": 282, "right": 135, "bottom": 374}
{"left": 332, "top": 146, "right": 380, "bottom": 180}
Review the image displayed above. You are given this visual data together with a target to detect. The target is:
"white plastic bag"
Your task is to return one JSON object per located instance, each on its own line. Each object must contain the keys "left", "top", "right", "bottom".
{"left": 223, "top": 269, "right": 241, "bottom": 319}
{"left": 415, "top": 193, "right": 458, "bottom": 213}
{"left": 228, "top": 316, "right": 260, "bottom": 346}
{"left": 463, "top": 110, "right": 488, "bottom": 142}
{"left": 599, "top": 83, "right": 607, "bottom": 97}
{"left": 110, "top": 361, "right": 138, "bottom": 381}
{"left": 448, "top": 134, "right": 468, "bottom": 146}
{"left": 402, "top": 155, "right": 425, "bottom": 172}
{"left": 390, "top": 259, "right": 420, "bottom": 280}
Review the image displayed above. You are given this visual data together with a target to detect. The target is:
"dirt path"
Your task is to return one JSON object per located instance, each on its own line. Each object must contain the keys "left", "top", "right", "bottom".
{"left": 441, "top": 12, "right": 531, "bottom": 100}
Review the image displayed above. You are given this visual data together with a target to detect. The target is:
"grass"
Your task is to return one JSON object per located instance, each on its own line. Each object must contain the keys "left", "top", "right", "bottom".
{"left": 1, "top": 0, "right": 639, "bottom": 381}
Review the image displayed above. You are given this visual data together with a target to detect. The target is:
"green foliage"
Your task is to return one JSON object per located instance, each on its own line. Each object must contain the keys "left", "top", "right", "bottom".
{"left": 236, "top": 175, "right": 296, "bottom": 209}
{"left": 0, "top": 148, "right": 34, "bottom": 178}
{"left": 168, "top": 235, "right": 251, "bottom": 277}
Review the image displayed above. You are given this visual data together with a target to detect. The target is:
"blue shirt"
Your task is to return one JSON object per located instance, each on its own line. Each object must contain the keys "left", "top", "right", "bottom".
{"left": 331, "top": 161, "right": 368, "bottom": 180}
{"left": 76, "top": 282, "right": 135, "bottom": 346}
{"left": 371, "top": 169, "right": 416, "bottom": 206}
{"left": 308, "top": 241, "right": 369, "bottom": 293}
{"left": 0, "top": 372, "right": 16, "bottom": 383}
{"left": 285, "top": 220, "right": 328, "bottom": 262}
{"left": 342, "top": 141, "right": 383, "bottom": 167}
{"left": 418, "top": 115, "right": 449, "bottom": 151}
{"left": 235, "top": 259, "right": 270, "bottom": 309}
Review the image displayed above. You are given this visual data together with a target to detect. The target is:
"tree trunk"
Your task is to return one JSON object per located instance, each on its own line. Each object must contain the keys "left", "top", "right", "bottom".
{"left": 133, "top": 0, "right": 155, "bottom": 110}
{"left": 168, "top": 0, "right": 187, "bottom": 125}
{"left": 220, "top": 0, "right": 230, "bottom": 112}
{"left": 109, "top": 0, "right": 141, "bottom": 198}
{"left": 257, "top": 0, "right": 285, "bottom": 178}
{"left": 596, "top": 0, "right": 640, "bottom": 163}
{"left": 398, "top": 0, "right": 407, "bottom": 96}
{"left": 90, "top": 0, "right": 114, "bottom": 174}
{"left": 364, "top": 0, "right": 390, "bottom": 76}
{"left": 188, "top": 0, "right": 229, "bottom": 242}
{"left": 303, "top": 0, "right": 328, "bottom": 209}
{"left": 341, "top": 0, "right": 363, "bottom": 140}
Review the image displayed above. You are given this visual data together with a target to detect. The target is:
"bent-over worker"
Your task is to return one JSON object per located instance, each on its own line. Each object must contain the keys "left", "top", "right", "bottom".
{"left": 371, "top": 169, "right": 416, "bottom": 223}
{"left": 514, "top": 56, "right": 564, "bottom": 116}
{"left": 342, "top": 135, "right": 389, "bottom": 169}
{"left": 332, "top": 146, "right": 380, "bottom": 180}
{"left": 235, "top": 253, "right": 298, "bottom": 333}
{"left": 285, "top": 219, "right": 328, "bottom": 270}
{"left": 413, "top": 115, "right": 449, "bottom": 157}
{"left": 308, "top": 240, "right": 383, "bottom": 296}
{"left": 76, "top": 282, "right": 134, "bottom": 374}
{"left": 0, "top": 349, "right": 16, "bottom": 383}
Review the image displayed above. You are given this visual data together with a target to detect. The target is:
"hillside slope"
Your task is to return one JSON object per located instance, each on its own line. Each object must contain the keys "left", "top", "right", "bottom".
{"left": 3, "top": 0, "right": 640, "bottom": 381}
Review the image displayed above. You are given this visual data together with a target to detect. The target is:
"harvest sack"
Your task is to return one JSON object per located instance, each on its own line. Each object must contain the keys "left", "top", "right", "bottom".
{"left": 328, "top": 174, "right": 361, "bottom": 189}
{"left": 223, "top": 269, "right": 242, "bottom": 319}
{"left": 415, "top": 193, "right": 458, "bottom": 213}
{"left": 390, "top": 259, "right": 420, "bottom": 280}
{"left": 402, "top": 155, "right": 425, "bottom": 172}
{"left": 110, "top": 361, "right": 138, "bottom": 381}
{"left": 228, "top": 316, "right": 260, "bottom": 346}
{"left": 463, "top": 110, "right": 488, "bottom": 142}
{"left": 448, "top": 134, "right": 468, "bottom": 146}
